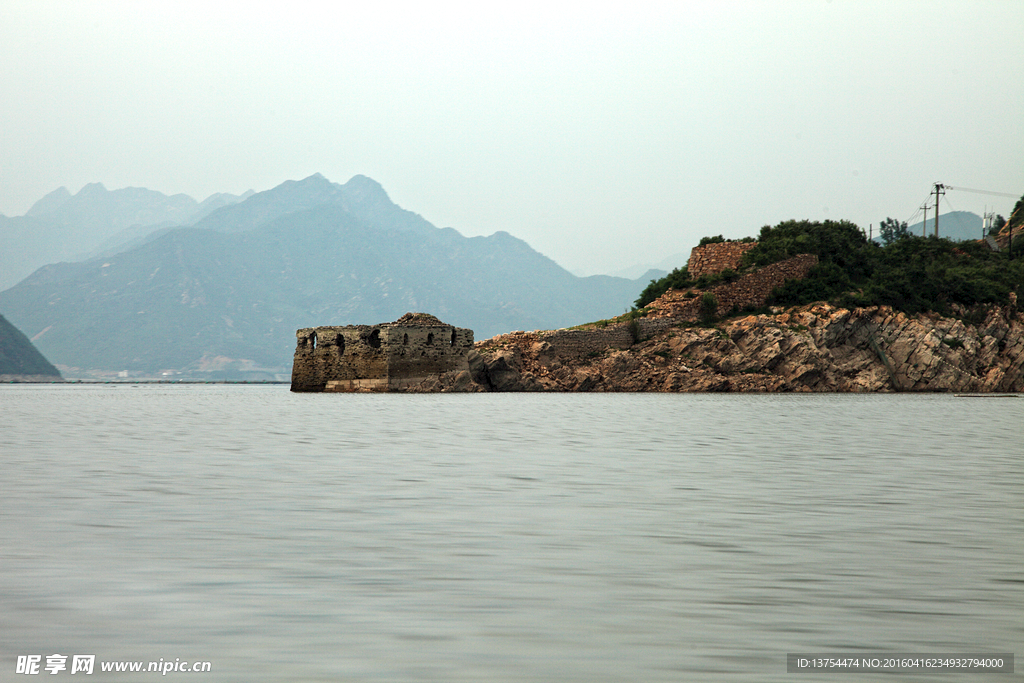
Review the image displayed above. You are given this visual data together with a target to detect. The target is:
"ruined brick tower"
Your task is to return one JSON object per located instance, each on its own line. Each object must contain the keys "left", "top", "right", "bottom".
{"left": 290, "top": 312, "right": 474, "bottom": 392}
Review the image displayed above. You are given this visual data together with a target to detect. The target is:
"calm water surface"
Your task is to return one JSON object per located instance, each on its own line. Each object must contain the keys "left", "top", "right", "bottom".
{"left": 1, "top": 386, "right": 1021, "bottom": 682}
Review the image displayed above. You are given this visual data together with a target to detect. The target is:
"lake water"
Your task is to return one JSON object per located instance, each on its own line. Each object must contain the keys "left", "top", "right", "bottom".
{"left": 1, "top": 385, "right": 1020, "bottom": 682}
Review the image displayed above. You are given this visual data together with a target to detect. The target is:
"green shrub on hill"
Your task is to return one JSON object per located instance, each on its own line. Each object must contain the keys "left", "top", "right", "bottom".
{"left": 633, "top": 266, "right": 746, "bottom": 309}
{"left": 699, "top": 292, "right": 718, "bottom": 323}
{"left": 634, "top": 266, "right": 694, "bottom": 308}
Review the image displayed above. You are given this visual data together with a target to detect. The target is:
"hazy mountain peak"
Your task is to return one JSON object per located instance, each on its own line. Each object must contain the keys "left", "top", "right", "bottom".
{"left": 190, "top": 173, "right": 344, "bottom": 233}
{"left": 276, "top": 173, "right": 337, "bottom": 196}
{"left": 78, "top": 182, "right": 108, "bottom": 196}
{"left": 26, "top": 186, "right": 72, "bottom": 217}
{"left": 296, "top": 172, "right": 330, "bottom": 186}
{"left": 343, "top": 174, "right": 390, "bottom": 203}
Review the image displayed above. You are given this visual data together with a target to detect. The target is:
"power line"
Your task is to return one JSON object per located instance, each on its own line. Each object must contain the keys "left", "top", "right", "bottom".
{"left": 904, "top": 193, "right": 932, "bottom": 228}
{"left": 945, "top": 185, "right": 1018, "bottom": 198}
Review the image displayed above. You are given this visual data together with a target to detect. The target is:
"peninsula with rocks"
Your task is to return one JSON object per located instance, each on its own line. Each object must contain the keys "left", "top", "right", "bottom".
{"left": 293, "top": 215, "right": 1024, "bottom": 393}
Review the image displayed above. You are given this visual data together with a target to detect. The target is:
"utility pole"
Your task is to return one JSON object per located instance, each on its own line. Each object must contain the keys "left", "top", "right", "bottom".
{"left": 921, "top": 203, "right": 928, "bottom": 237}
{"left": 932, "top": 183, "right": 945, "bottom": 238}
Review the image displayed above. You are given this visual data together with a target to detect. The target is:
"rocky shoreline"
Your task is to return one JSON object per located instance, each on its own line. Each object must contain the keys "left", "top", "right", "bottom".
{"left": 412, "top": 300, "right": 1023, "bottom": 393}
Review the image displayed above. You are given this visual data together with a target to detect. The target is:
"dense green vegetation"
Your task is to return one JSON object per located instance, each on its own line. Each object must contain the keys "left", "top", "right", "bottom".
{"left": 635, "top": 215, "right": 1024, "bottom": 318}
{"left": 747, "top": 219, "right": 1024, "bottom": 315}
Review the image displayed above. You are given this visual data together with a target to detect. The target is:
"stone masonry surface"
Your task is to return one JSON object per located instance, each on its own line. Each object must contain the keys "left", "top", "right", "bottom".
{"left": 687, "top": 241, "right": 758, "bottom": 278}
{"left": 290, "top": 312, "right": 473, "bottom": 392}
{"left": 648, "top": 254, "right": 819, "bottom": 320}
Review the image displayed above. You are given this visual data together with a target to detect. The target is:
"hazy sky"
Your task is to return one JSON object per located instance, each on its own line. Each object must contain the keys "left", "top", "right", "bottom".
{"left": 2, "top": 0, "right": 1022, "bottom": 275}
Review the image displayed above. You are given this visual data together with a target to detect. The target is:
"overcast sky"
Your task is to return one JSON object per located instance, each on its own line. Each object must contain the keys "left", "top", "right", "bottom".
{"left": 2, "top": 0, "right": 1022, "bottom": 275}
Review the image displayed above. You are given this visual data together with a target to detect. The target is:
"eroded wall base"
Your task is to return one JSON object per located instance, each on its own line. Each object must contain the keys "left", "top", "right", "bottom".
{"left": 324, "top": 378, "right": 389, "bottom": 392}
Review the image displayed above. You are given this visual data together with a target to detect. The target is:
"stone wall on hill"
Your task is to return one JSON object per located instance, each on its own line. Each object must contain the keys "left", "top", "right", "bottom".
{"left": 649, "top": 254, "right": 819, "bottom": 320}
{"left": 476, "top": 254, "right": 818, "bottom": 369}
{"left": 687, "top": 241, "right": 758, "bottom": 278}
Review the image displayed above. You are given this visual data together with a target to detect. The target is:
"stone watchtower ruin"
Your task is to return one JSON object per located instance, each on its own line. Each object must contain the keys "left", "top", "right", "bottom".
{"left": 290, "top": 312, "right": 474, "bottom": 392}
{"left": 686, "top": 240, "right": 758, "bottom": 278}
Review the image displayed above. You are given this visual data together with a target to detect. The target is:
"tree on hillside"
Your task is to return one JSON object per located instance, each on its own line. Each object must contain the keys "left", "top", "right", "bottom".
{"left": 741, "top": 219, "right": 874, "bottom": 279}
{"left": 879, "top": 217, "right": 910, "bottom": 245}
{"left": 1008, "top": 192, "right": 1024, "bottom": 233}
{"left": 1007, "top": 193, "right": 1024, "bottom": 260}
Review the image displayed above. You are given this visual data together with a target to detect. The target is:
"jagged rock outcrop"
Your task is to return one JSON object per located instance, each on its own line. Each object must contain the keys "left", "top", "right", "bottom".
{"left": 460, "top": 298, "right": 1023, "bottom": 393}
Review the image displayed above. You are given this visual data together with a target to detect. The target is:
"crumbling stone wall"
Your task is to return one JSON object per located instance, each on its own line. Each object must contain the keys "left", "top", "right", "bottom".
{"left": 687, "top": 241, "right": 758, "bottom": 278}
{"left": 478, "top": 255, "right": 816, "bottom": 366}
{"left": 291, "top": 313, "right": 473, "bottom": 392}
{"left": 649, "top": 254, "right": 819, "bottom": 320}
{"left": 478, "top": 318, "right": 693, "bottom": 369}
{"left": 534, "top": 327, "right": 634, "bottom": 357}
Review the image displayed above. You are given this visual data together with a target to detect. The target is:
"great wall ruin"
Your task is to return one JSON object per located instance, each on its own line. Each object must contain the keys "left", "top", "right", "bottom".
{"left": 291, "top": 240, "right": 1024, "bottom": 393}
{"left": 291, "top": 312, "right": 473, "bottom": 392}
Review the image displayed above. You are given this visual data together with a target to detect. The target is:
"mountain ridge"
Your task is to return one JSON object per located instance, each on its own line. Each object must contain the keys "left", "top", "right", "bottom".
{"left": 0, "top": 174, "right": 650, "bottom": 378}
{"left": 1, "top": 182, "right": 253, "bottom": 289}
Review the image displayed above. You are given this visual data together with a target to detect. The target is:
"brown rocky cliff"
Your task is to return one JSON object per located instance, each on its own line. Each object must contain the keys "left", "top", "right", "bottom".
{"left": 439, "top": 299, "right": 1023, "bottom": 393}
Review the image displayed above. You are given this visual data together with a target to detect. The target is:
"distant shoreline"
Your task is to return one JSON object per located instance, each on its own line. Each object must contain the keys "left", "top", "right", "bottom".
{"left": 3, "top": 379, "right": 289, "bottom": 385}
{"left": 3, "top": 380, "right": 1020, "bottom": 396}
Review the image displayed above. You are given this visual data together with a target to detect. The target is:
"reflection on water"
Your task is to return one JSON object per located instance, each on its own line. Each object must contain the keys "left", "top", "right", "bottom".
{"left": 1, "top": 387, "right": 1021, "bottom": 681}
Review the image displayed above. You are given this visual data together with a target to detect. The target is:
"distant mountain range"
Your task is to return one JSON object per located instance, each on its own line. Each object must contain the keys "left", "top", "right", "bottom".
{"left": 0, "top": 184, "right": 253, "bottom": 290}
{"left": 0, "top": 174, "right": 650, "bottom": 378}
{"left": 606, "top": 254, "right": 681, "bottom": 281}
